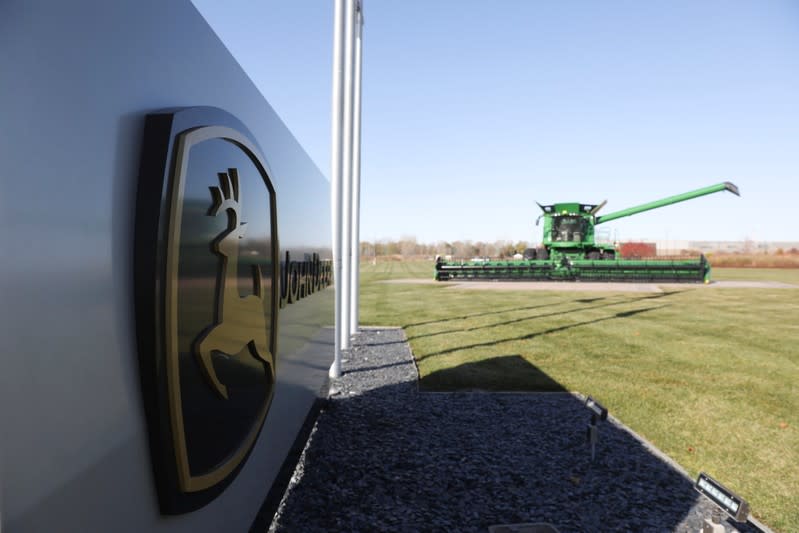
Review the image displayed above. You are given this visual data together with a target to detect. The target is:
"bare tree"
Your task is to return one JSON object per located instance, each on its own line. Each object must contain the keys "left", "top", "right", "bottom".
{"left": 399, "top": 235, "right": 418, "bottom": 257}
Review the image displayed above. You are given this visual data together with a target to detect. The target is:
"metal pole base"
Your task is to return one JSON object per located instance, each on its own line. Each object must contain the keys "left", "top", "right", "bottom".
{"left": 329, "top": 360, "right": 342, "bottom": 379}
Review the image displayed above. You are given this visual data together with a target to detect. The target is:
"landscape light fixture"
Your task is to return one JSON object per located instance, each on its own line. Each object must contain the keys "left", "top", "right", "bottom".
{"left": 585, "top": 396, "right": 608, "bottom": 421}
{"left": 694, "top": 472, "right": 750, "bottom": 530}
{"left": 584, "top": 396, "right": 607, "bottom": 461}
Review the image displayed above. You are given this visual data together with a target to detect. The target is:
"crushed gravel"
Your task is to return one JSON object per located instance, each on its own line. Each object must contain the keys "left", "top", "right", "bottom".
{"left": 269, "top": 328, "right": 768, "bottom": 533}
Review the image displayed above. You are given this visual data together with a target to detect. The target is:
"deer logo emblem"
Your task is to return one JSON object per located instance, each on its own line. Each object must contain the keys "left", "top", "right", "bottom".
{"left": 136, "top": 112, "right": 283, "bottom": 510}
{"left": 193, "top": 168, "right": 274, "bottom": 400}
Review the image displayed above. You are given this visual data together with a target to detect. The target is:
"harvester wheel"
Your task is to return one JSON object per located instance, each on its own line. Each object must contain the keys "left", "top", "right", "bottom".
{"left": 523, "top": 248, "right": 536, "bottom": 260}
{"left": 603, "top": 251, "right": 616, "bottom": 260}
{"left": 586, "top": 251, "right": 600, "bottom": 260}
{"left": 536, "top": 248, "right": 549, "bottom": 260}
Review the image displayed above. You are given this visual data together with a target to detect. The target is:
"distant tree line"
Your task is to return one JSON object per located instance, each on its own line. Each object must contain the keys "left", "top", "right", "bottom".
{"left": 359, "top": 237, "right": 531, "bottom": 259}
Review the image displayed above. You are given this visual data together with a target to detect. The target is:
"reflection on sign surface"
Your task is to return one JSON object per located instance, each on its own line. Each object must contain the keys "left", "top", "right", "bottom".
{"left": 136, "top": 108, "right": 278, "bottom": 513}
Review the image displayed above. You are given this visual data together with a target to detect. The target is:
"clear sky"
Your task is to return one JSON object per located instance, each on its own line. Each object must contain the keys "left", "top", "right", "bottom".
{"left": 191, "top": 0, "right": 798, "bottom": 245}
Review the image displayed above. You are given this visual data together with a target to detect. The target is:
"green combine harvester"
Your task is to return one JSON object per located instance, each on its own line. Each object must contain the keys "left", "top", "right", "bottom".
{"left": 435, "top": 181, "right": 740, "bottom": 283}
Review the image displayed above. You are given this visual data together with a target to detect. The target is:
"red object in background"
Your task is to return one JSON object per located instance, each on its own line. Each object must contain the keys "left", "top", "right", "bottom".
{"left": 620, "top": 242, "right": 656, "bottom": 258}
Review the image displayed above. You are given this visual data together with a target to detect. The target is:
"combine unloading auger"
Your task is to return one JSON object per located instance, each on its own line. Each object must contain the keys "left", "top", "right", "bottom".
{"left": 435, "top": 182, "right": 739, "bottom": 283}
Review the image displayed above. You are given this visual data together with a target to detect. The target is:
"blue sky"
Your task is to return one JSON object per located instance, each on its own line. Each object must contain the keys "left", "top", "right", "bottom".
{"left": 191, "top": 1, "right": 798, "bottom": 245}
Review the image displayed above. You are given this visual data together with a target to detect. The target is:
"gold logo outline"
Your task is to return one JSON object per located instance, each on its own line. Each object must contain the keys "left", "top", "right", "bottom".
{"left": 165, "top": 125, "right": 279, "bottom": 493}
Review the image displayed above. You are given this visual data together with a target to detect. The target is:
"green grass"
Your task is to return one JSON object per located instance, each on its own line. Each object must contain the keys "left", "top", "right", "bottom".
{"left": 359, "top": 260, "right": 799, "bottom": 532}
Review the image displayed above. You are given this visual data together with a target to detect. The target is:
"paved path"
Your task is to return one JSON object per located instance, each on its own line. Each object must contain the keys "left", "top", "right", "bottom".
{"left": 382, "top": 279, "right": 797, "bottom": 292}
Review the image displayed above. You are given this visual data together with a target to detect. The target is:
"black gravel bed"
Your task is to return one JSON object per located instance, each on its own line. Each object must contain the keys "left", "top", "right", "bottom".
{"left": 269, "top": 328, "right": 765, "bottom": 533}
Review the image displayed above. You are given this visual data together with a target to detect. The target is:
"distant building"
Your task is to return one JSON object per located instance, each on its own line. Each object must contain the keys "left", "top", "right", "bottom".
{"left": 619, "top": 242, "right": 657, "bottom": 258}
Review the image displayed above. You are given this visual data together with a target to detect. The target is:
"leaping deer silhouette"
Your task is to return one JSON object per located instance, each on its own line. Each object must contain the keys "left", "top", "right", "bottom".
{"left": 193, "top": 168, "right": 274, "bottom": 400}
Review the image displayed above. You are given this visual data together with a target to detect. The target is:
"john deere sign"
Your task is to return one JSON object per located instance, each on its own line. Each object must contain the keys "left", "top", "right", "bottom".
{"left": 135, "top": 107, "right": 330, "bottom": 513}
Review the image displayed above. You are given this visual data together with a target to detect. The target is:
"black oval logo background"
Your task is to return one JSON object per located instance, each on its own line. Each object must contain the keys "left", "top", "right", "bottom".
{"left": 176, "top": 134, "right": 276, "bottom": 477}
{"left": 135, "top": 108, "right": 279, "bottom": 514}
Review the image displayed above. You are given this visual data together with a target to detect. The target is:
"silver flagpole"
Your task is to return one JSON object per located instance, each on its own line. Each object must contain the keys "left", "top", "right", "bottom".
{"left": 340, "top": 0, "right": 356, "bottom": 350}
{"left": 349, "top": 1, "right": 363, "bottom": 337}
{"left": 329, "top": 0, "right": 346, "bottom": 378}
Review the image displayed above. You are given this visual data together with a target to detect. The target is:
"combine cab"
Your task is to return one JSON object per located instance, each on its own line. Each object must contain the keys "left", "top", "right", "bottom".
{"left": 435, "top": 181, "right": 739, "bottom": 283}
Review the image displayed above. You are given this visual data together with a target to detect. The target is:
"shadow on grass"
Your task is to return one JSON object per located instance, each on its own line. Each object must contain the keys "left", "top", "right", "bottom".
{"left": 407, "top": 293, "right": 676, "bottom": 342}
{"left": 402, "top": 301, "right": 565, "bottom": 329}
{"left": 403, "top": 291, "right": 680, "bottom": 340}
{"left": 420, "top": 355, "right": 569, "bottom": 392}
{"left": 417, "top": 305, "right": 668, "bottom": 361}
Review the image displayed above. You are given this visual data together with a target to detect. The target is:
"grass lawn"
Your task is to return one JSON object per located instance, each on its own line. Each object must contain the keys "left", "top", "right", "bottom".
{"left": 359, "top": 259, "right": 799, "bottom": 532}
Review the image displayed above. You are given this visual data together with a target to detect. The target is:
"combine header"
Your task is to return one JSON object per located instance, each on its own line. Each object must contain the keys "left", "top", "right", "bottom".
{"left": 435, "top": 182, "right": 739, "bottom": 283}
